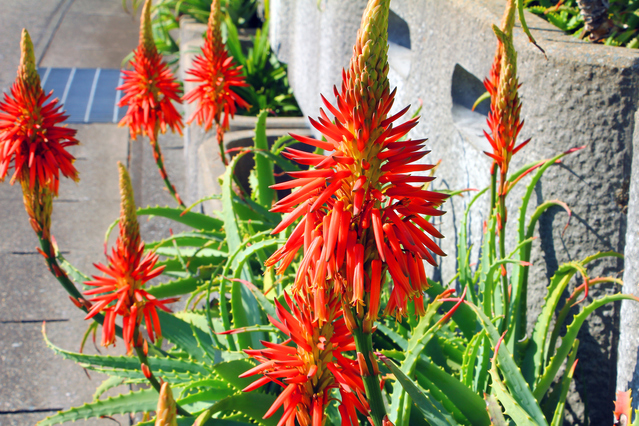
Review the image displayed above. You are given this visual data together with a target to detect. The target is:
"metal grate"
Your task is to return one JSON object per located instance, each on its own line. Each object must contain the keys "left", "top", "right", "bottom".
{"left": 38, "top": 67, "right": 127, "bottom": 124}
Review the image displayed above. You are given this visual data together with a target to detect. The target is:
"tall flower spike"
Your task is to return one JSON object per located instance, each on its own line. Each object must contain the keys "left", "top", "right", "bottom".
{"left": 118, "top": 0, "right": 185, "bottom": 206}
{"left": 183, "top": 0, "right": 250, "bottom": 164}
{"left": 240, "top": 288, "right": 368, "bottom": 426}
{"left": 265, "top": 0, "right": 447, "bottom": 321}
{"left": 483, "top": 0, "right": 529, "bottom": 190}
{"left": 0, "top": 29, "right": 79, "bottom": 199}
{"left": 118, "top": 0, "right": 183, "bottom": 140}
{"left": 84, "top": 163, "right": 178, "bottom": 353}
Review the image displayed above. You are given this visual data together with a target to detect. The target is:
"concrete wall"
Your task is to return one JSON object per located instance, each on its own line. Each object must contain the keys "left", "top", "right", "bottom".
{"left": 269, "top": 0, "right": 639, "bottom": 423}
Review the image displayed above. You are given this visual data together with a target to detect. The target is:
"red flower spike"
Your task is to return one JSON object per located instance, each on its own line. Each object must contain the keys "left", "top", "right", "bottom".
{"left": 264, "top": 0, "right": 447, "bottom": 321}
{"left": 84, "top": 164, "right": 177, "bottom": 353}
{"left": 117, "top": 0, "right": 183, "bottom": 141}
{"left": 0, "top": 30, "right": 79, "bottom": 240}
{"left": 183, "top": 0, "right": 249, "bottom": 165}
{"left": 0, "top": 29, "right": 79, "bottom": 195}
{"left": 242, "top": 288, "right": 368, "bottom": 425}
{"left": 483, "top": 0, "right": 526, "bottom": 188}
{"left": 183, "top": 0, "right": 249, "bottom": 133}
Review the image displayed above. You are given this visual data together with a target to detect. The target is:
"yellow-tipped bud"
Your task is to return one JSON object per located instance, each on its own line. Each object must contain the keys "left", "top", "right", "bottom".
{"left": 139, "top": 0, "right": 157, "bottom": 56}
{"left": 208, "top": 0, "right": 223, "bottom": 53}
{"left": 18, "top": 29, "right": 40, "bottom": 88}
{"left": 154, "top": 382, "right": 177, "bottom": 426}
{"left": 117, "top": 162, "right": 140, "bottom": 253}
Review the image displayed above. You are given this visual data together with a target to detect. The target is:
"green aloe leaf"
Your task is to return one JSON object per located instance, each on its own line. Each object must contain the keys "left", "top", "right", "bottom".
{"left": 253, "top": 110, "right": 276, "bottom": 210}
{"left": 534, "top": 293, "right": 638, "bottom": 401}
{"left": 207, "top": 393, "right": 280, "bottom": 426}
{"left": 485, "top": 393, "right": 508, "bottom": 426}
{"left": 389, "top": 298, "right": 444, "bottom": 425}
{"left": 489, "top": 361, "right": 546, "bottom": 426}
{"left": 158, "top": 310, "right": 214, "bottom": 362}
{"left": 93, "top": 376, "right": 125, "bottom": 400}
{"left": 37, "top": 389, "right": 158, "bottom": 425}
{"left": 211, "top": 359, "right": 258, "bottom": 392}
{"left": 465, "top": 301, "right": 548, "bottom": 425}
{"left": 147, "top": 276, "right": 203, "bottom": 298}
{"left": 549, "top": 340, "right": 579, "bottom": 426}
{"left": 137, "top": 205, "right": 223, "bottom": 231}
{"left": 380, "top": 356, "right": 459, "bottom": 426}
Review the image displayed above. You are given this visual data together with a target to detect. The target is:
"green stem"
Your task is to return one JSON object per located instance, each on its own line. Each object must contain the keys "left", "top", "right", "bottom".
{"left": 37, "top": 234, "right": 123, "bottom": 338}
{"left": 216, "top": 122, "right": 228, "bottom": 166}
{"left": 489, "top": 163, "right": 498, "bottom": 264}
{"left": 498, "top": 192, "right": 509, "bottom": 333}
{"left": 133, "top": 330, "right": 192, "bottom": 417}
{"left": 149, "top": 133, "right": 185, "bottom": 208}
{"left": 352, "top": 320, "right": 386, "bottom": 426}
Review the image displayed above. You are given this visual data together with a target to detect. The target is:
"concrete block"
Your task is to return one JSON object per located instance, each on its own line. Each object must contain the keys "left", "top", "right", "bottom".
{"left": 270, "top": 0, "right": 639, "bottom": 423}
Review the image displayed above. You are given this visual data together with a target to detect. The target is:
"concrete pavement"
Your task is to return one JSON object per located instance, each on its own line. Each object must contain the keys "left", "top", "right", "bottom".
{"left": 0, "top": 1, "right": 186, "bottom": 425}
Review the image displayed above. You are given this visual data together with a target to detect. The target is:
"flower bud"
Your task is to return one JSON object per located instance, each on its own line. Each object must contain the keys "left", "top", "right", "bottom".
{"left": 155, "top": 382, "right": 177, "bottom": 426}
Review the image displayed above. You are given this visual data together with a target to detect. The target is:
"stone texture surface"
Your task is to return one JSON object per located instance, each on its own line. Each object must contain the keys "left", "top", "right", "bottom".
{"left": 270, "top": 0, "right": 639, "bottom": 423}
{"left": 618, "top": 111, "right": 639, "bottom": 398}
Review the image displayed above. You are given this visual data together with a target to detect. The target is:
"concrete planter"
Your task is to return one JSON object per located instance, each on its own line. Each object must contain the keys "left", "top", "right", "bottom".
{"left": 179, "top": 16, "right": 309, "bottom": 206}
{"left": 270, "top": 0, "right": 639, "bottom": 423}
{"left": 196, "top": 127, "right": 312, "bottom": 213}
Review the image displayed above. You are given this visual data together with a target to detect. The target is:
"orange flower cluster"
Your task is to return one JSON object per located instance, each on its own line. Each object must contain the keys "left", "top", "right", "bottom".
{"left": 0, "top": 29, "right": 78, "bottom": 196}
{"left": 265, "top": 0, "right": 446, "bottom": 322}
{"left": 183, "top": 0, "right": 249, "bottom": 133}
{"left": 84, "top": 163, "right": 177, "bottom": 352}
{"left": 240, "top": 289, "right": 368, "bottom": 426}
{"left": 118, "top": 0, "right": 183, "bottom": 142}
{"left": 483, "top": 0, "right": 529, "bottom": 190}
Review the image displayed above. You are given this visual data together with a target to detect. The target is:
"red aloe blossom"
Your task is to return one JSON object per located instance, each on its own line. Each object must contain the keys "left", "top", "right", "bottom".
{"left": 483, "top": 0, "right": 529, "bottom": 196}
{"left": 118, "top": 0, "right": 184, "bottom": 206}
{"left": 84, "top": 163, "right": 177, "bottom": 352}
{"left": 0, "top": 29, "right": 78, "bottom": 197}
{"left": 239, "top": 289, "right": 368, "bottom": 426}
{"left": 183, "top": 0, "right": 249, "bottom": 164}
{"left": 265, "top": 0, "right": 447, "bottom": 322}
{"left": 118, "top": 0, "right": 182, "bottom": 141}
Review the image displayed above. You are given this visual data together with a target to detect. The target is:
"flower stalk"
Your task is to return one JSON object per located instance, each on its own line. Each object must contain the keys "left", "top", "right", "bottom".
{"left": 483, "top": 0, "right": 529, "bottom": 332}
{"left": 184, "top": 0, "right": 250, "bottom": 165}
{"left": 118, "top": 0, "right": 185, "bottom": 207}
{"left": 352, "top": 321, "right": 387, "bottom": 426}
{"left": 260, "top": 0, "right": 446, "bottom": 422}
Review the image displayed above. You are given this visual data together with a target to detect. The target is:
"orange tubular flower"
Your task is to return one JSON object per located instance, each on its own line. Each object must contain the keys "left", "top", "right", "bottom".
{"left": 0, "top": 29, "right": 78, "bottom": 198}
{"left": 84, "top": 163, "right": 177, "bottom": 352}
{"left": 183, "top": 0, "right": 249, "bottom": 134}
{"left": 265, "top": 0, "right": 446, "bottom": 321}
{"left": 118, "top": 0, "right": 183, "bottom": 142}
{"left": 240, "top": 289, "right": 368, "bottom": 426}
{"left": 483, "top": 0, "right": 529, "bottom": 193}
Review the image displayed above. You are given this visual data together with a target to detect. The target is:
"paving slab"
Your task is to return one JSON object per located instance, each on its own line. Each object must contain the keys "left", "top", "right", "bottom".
{"left": 39, "top": 0, "right": 140, "bottom": 69}
{"left": 0, "top": 0, "right": 62, "bottom": 91}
